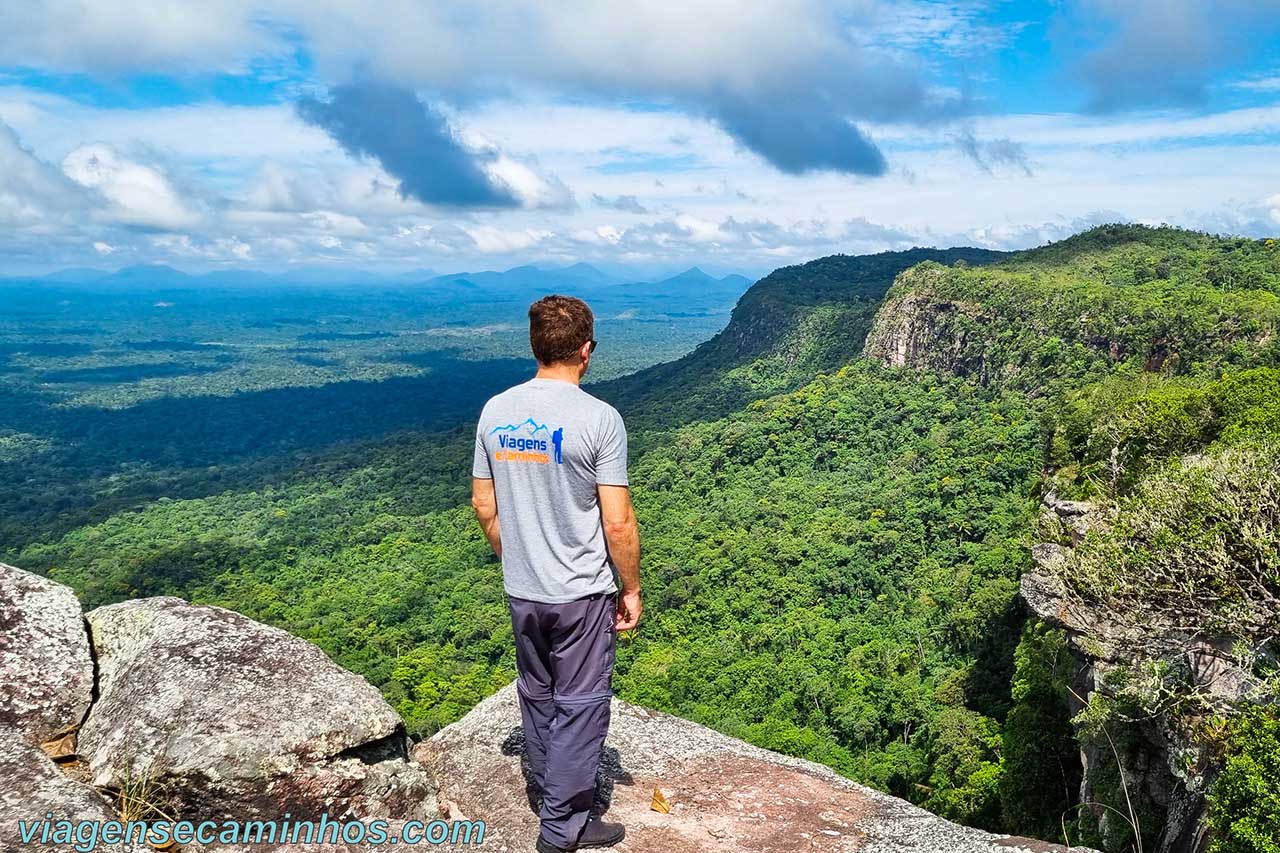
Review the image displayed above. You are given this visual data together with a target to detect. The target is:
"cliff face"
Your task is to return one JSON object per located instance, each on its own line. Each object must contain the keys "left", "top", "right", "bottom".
{"left": 702, "top": 247, "right": 1003, "bottom": 369}
{"left": 598, "top": 247, "right": 1004, "bottom": 434}
{"left": 862, "top": 231, "right": 1280, "bottom": 389}
{"left": 862, "top": 284, "right": 995, "bottom": 383}
{"left": 860, "top": 230, "right": 1280, "bottom": 853}
{"left": 1021, "top": 500, "right": 1259, "bottom": 853}
{"left": 0, "top": 561, "right": 1087, "bottom": 853}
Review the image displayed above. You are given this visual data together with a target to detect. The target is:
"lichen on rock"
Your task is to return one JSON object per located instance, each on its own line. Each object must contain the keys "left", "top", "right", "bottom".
{"left": 77, "top": 596, "right": 438, "bottom": 823}
{"left": 0, "top": 728, "right": 147, "bottom": 853}
{"left": 0, "top": 563, "right": 94, "bottom": 747}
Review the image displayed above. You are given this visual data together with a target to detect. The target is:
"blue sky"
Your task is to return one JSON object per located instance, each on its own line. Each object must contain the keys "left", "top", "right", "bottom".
{"left": 2, "top": 0, "right": 1280, "bottom": 276}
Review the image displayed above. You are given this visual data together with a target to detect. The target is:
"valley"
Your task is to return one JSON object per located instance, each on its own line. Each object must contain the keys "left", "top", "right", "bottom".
{"left": 5, "top": 225, "right": 1278, "bottom": 851}
{"left": 0, "top": 264, "right": 750, "bottom": 550}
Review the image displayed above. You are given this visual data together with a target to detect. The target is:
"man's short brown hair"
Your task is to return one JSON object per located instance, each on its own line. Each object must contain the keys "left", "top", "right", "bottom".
{"left": 529, "top": 295, "right": 594, "bottom": 365}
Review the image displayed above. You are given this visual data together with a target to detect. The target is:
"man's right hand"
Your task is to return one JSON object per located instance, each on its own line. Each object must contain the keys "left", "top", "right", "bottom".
{"left": 615, "top": 589, "right": 642, "bottom": 632}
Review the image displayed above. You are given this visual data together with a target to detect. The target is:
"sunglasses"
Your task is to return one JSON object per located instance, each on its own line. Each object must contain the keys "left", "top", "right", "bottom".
{"left": 588, "top": 339, "right": 598, "bottom": 353}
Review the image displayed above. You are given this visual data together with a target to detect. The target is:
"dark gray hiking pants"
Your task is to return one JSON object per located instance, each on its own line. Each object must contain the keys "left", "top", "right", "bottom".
{"left": 509, "top": 591, "right": 616, "bottom": 849}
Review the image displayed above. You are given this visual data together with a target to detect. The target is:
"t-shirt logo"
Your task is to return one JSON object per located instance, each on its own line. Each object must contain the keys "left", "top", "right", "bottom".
{"left": 490, "top": 418, "right": 564, "bottom": 465}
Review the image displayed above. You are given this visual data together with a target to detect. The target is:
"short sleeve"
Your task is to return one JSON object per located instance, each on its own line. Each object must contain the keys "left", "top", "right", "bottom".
{"left": 594, "top": 406, "right": 629, "bottom": 486}
{"left": 472, "top": 415, "right": 493, "bottom": 479}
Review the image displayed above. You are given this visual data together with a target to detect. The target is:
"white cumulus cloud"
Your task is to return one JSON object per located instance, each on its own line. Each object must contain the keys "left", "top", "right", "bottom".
{"left": 62, "top": 144, "right": 199, "bottom": 230}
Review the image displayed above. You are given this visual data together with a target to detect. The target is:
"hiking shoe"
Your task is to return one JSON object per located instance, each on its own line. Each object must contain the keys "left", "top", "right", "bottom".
{"left": 534, "top": 820, "right": 625, "bottom": 852}
{"left": 577, "top": 819, "right": 626, "bottom": 848}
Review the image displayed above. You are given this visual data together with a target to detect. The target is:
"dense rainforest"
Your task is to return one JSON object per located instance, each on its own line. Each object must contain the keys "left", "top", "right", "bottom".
{"left": 9, "top": 226, "right": 1278, "bottom": 851}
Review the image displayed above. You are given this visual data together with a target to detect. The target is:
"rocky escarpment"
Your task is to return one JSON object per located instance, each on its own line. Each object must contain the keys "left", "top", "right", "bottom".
{"left": 707, "top": 248, "right": 1002, "bottom": 368}
{"left": 1021, "top": 498, "right": 1270, "bottom": 853}
{"left": 860, "top": 235, "right": 1280, "bottom": 852}
{"left": 862, "top": 285, "right": 996, "bottom": 383}
{"left": 1, "top": 561, "right": 1090, "bottom": 853}
{"left": 417, "top": 684, "right": 1086, "bottom": 853}
{"left": 598, "top": 247, "right": 1004, "bottom": 433}
{"left": 0, "top": 562, "right": 435, "bottom": 852}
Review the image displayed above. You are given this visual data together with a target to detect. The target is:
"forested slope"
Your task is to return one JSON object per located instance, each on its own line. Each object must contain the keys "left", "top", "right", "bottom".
{"left": 18, "top": 226, "right": 1279, "bottom": 850}
{"left": 598, "top": 247, "right": 1004, "bottom": 442}
{"left": 863, "top": 224, "right": 1280, "bottom": 852}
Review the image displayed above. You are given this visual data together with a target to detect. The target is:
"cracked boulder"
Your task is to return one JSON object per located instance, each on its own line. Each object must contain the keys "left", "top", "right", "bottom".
{"left": 0, "top": 563, "right": 94, "bottom": 746}
{"left": 0, "top": 728, "right": 147, "bottom": 853}
{"left": 78, "top": 597, "right": 436, "bottom": 823}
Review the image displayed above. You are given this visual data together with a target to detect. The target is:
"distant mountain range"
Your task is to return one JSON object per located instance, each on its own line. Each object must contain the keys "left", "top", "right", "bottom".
{"left": 8, "top": 263, "right": 751, "bottom": 295}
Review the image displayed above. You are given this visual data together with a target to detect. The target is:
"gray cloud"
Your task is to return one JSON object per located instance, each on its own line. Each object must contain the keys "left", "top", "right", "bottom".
{"left": 952, "top": 130, "right": 1032, "bottom": 176}
{"left": 297, "top": 82, "right": 519, "bottom": 208}
{"left": 1062, "top": 0, "right": 1280, "bottom": 112}
{"left": 592, "top": 193, "right": 648, "bottom": 214}
{"left": 713, "top": 98, "right": 889, "bottom": 177}
{"left": 716, "top": 215, "right": 915, "bottom": 248}
{"left": 937, "top": 209, "right": 1132, "bottom": 251}
{"left": 2, "top": 2, "right": 977, "bottom": 179}
{"left": 0, "top": 121, "right": 89, "bottom": 227}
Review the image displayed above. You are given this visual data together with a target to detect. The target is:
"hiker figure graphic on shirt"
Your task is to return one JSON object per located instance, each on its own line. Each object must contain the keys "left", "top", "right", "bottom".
{"left": 487, "top": 417, "right": 567, "bottom": 466}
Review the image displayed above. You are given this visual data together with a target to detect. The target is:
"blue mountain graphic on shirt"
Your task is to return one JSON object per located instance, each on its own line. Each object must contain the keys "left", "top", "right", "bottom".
{"left": 490, "top": 417, "right": 550, "bottom": 436}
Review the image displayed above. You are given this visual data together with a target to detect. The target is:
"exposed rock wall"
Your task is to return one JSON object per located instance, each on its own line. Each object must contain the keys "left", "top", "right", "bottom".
{"left": 862, "top": 288, "right": 994, "bottom": 382}
{"left": 1021, "top": 496, "right": 1264, "bottom": 853}
{"left": 0, "top": 562, "right": 94, "bottom": 746}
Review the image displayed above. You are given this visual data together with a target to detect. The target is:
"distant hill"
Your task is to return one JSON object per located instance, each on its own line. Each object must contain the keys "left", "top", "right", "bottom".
{"left": 605, "top": 267, "right": 752, "bottom": 301}
{"left": 39, "top": 267, "right": 111, "bottom": 283}
{"left": 596, "top": 246, "right": 1005, "bottom": 436}
{"left": 0, "top": 261, "right": 734, "bottom": 294}
{"left": 95, "top": 264, "right": 192, "bottom": 286}
{"left": 865, "top": 223, "right": 1280, "bottom": 388}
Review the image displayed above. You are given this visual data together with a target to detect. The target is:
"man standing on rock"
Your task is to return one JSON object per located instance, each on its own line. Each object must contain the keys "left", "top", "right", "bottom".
{"left": 471, "top": 294, "right": 642, "bottom": 853}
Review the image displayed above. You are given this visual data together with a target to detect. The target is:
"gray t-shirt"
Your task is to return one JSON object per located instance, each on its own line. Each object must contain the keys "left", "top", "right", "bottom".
{"left": 472, "top": 377, "right": 629, "bottom": 603}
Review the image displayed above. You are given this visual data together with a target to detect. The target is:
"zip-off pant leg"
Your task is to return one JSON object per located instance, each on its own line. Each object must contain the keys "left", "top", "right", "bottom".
{"left": 509, "top": 591, "right": 616, "bottom": 849}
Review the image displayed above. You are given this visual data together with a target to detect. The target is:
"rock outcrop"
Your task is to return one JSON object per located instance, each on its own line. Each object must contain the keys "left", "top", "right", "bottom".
{"left": 2, "top": 560, "right": 1089, "bottom": 853}
{"left": 0, "top": 563, "right": 94, "bottom": 746}
{"left": 0, "top": 731, "right": 147, "bottom": 853}
{"left": 415, "top": 684, "right": 1088, "bottom": 853}
{"left": 78, "top": 596, "right": 437, "bottom": 823}
{"left": 0, "top": 563, "right": 436, "bottom": 853}
{"left": 861, "top": 280, "right": 995, "bottom": 383}
{"left": 1022, "top": 495, "right": 1267, "bottom": 853}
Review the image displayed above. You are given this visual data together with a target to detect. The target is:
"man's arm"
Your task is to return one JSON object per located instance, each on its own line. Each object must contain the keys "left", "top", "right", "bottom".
{"left": 471, "top": 477, "right": 501, "bottom": 558}
{"left": 598, "top": 484, "right": 641, "bottom": 631}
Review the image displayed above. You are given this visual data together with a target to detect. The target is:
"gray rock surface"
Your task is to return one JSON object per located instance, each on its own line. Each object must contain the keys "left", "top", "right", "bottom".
{"left": 0, "top": 563, "right": 94, "bottom": 746}
{"left": 862, "top": 281, "right": 996, "bottom": 384}
{"left": 413, "top": 683, "right": 1092, "bottom": 853}
{"left": 79, "top": 596, "right": 436, "bottom": 823}
{"left": 0, "top": 728, "right": 147, "bottom": 853}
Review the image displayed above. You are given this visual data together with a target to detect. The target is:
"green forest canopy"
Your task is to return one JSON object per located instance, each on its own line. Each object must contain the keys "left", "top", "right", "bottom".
{"left": 14, "top": 225, "right": 1280, "bottom": 848}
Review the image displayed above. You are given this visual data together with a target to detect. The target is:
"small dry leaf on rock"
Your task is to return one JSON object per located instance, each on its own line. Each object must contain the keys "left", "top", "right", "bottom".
{"left": 442, "top": 798, "right": 469, "bottom": 821}
{"left": 651, "top": 787, "right": 672, "bottom": 814}
{"left": 40, "top": 731, "right": 78, "bottom": 761}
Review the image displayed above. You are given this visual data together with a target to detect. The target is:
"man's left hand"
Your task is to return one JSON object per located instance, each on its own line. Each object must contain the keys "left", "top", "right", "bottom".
{"left": 615, "top": 589, "right": 642, "bottom": 632}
